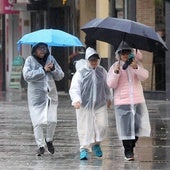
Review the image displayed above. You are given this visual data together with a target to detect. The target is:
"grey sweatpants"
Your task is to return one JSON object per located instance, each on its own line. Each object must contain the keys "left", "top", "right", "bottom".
{"left": 33, "top": 122, "right": 56, "bottom": 147}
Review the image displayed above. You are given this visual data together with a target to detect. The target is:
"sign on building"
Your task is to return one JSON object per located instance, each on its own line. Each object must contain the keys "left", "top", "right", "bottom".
{"left": 0, "top": 0, "right": 18, "bottom": 14}
{"left": 9, "top": 56, "right": 24, "bottom": 89}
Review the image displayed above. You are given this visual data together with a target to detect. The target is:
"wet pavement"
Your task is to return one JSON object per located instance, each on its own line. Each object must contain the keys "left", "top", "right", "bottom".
{"left": 0, "top": 90, "right": 170, "bottom": 170}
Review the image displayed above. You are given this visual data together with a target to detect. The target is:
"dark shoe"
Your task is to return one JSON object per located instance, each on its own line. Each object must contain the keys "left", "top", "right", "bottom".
{"left": 80, "top": 149, "right": 89, "bottom": 160}
{"left": 124, "top": 151, "right": 134, "bottom": 161}
{"left": 45, "top": 139, "right": 55, "bottom": 154}
{"left": 123, "top": 139, "right": 135, "bottom": 161}
{"left": 92, "top": 144, "right": 103, "bottom": 157}
{"left": 36, "top": 147, "right": 45, "bottom": 156}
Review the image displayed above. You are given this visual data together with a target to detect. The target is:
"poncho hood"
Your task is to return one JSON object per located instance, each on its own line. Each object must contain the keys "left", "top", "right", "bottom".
{"left": 85, "top": 47, "right": 99, "bottom": 60}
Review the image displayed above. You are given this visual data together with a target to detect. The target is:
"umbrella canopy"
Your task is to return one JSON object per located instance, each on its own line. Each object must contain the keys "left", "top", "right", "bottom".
{"left": 81, "top": 17, "right": 168, "bottom": 52}
{"left": 17, "top": 29, "right": 83, "bottom": 52}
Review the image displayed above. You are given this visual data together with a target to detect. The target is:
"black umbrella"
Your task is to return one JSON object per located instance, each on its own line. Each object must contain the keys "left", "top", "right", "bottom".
{"left": 81, "top": 17, "right": 168, "bottom": 52}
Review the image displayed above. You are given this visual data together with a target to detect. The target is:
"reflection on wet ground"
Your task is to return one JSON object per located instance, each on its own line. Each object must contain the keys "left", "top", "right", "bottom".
{"left": 0, "top": 91, "right": 170, "bottom": 169}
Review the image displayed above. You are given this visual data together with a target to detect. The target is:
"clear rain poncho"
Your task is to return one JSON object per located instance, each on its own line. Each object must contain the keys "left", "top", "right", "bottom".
{"left": 107, "top": 60, "right": 151, "bottom": 140}
{"left": 69, "top": 61, "right": 111, "bottom": 146}
{"left": 23, "top": 55, "right": 64, "bottom": 127}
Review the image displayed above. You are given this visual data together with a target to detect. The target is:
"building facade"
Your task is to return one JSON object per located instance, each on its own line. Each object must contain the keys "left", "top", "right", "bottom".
{"left": 79, "top": 0, "right": 169, "bottom": 100}
{"left": 0, "top": 0, "right": 169, "bottom": 99}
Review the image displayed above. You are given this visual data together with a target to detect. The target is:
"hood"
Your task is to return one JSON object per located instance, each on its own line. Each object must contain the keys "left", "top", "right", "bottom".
{"left": 85, "top": 47, "right": 99, "bottom": 60}
{"left": 116, "top": 41, "right": 132, "bottom": 54}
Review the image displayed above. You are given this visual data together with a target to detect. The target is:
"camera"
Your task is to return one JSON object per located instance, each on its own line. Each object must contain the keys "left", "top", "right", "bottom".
{"left": 122, "top": 53, "right": 135, "bottom": 70}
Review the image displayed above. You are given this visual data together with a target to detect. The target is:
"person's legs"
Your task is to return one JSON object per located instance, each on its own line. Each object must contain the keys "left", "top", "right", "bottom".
{"left": 46, "top": 122, "right": 56, "bottom": 142}
{"left": 76, "top": 108, "right": 92, "bottom": 160}
{"left": 91, "top": 106, "right": 108, "bottom": 158}
{"left": 92, "top": 142, "right": 103, "bottom": 157}
{"left": 122, "top": 139, "right": 134, "bottom": 161}
{"left": 131, "top": 136, "right": 138, "bottom": 154}
{"left": 94, "top": 106, "right": 108, "bottom": 142}
{"left": 79, "top": 145, "right": 91, "bottom": 160}
{"left": 45, "top": 122, "right": 56, "bottom": 154}
{"left": 133, "top": 136, "right": 138, "bottom": 147}
{"left": 34, "top": 124, "right": 45, "bottom": 147}
{"left": 33, "top": 124, "right": 45, "bottom": 156}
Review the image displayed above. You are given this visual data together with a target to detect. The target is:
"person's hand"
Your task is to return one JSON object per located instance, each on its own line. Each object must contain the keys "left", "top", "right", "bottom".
{"left": 44, "top": 63, "right": 54, "bottom": 72}
{"left": 107, "top": 99, "right": 111, "bottom": 108}
{"left": 130, "top": 60, "right": 138, "bottom": 69}
{"left": 114, "top": 64, "right": 120, "bottom": 74}
{"left": 48, "top": 63, "right": 55, "bottom": 70}
{"left": 73, "top": 101, "right": 81, "bottom": 109}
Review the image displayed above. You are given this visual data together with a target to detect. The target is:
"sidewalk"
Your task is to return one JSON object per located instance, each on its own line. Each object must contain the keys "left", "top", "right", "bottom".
{"left": 0, "top": 91, "right": 170, "bottom": 170}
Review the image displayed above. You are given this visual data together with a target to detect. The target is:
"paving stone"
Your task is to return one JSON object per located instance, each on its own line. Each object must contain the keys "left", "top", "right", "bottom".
{"left": 0, "top": 91, "right": 170, "bottom": 169}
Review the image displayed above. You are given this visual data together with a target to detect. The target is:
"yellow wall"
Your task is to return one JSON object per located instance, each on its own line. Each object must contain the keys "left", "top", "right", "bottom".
{"left": 79, "top": 0, "right": 156, "bottom": 91}
{"left": 79, "top": 0, "right": 96, "bottom": 45}
{"left": 136, "top": 0, "right": 155, "bottom": 90}
{"left": 96, "top": 0, "right": 109, "bottom": 58}
{"left": 79, "top": 0, "right": 110, "bottom": 58}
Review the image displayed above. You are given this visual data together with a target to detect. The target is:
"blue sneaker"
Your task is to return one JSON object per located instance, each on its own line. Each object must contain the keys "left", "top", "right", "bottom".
{"left": 92, "top": 144, "right": 103, "bottom": 157}
{"left": 80, "top": 149, "right": 89, "bottom": 160}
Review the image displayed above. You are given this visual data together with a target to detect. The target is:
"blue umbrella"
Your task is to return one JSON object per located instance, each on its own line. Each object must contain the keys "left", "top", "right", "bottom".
{"left": 17, "top": 29, "right": 83, "bottom": 52}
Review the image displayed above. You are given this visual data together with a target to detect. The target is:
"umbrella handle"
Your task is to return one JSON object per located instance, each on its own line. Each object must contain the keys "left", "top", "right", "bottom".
{"left": 17, "top": 44, "right": 21, "bottom": 56}
{"left": 48, "top": 47, "right": 52, "bottom": 62}
{"left": 115, "top": 60, "right": 120, "bottom": 74}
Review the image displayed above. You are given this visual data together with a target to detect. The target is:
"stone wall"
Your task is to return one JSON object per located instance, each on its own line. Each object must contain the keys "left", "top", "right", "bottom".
{"left": 136, "top": 0, "right": 155, "bottom": 91}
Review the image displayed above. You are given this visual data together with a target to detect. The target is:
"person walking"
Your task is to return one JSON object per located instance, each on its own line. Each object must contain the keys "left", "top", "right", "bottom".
{"left": 107, "top": 42, "right": 151, "bottom": 161}
{"left": 69, "top": 47, "right": 111, "bottom": 160}
{"left": 68, "top": 47, "right": 85, "bottom": 80}
{"left": 22, "top": 42, "right": 64, "bottom": 156}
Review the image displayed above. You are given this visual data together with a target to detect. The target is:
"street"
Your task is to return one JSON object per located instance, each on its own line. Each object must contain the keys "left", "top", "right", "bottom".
{"left": 0, "top": 90, "right": 170, "bottom": 170}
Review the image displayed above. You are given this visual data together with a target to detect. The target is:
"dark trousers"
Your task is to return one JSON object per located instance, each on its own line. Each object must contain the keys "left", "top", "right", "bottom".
{"left": 122, "top": 136, "right": 138, "bottom": 154}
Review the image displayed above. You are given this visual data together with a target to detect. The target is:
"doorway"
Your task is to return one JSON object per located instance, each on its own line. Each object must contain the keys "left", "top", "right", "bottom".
{"left": 47, "top": 6, "right": 71, "bottom": 92}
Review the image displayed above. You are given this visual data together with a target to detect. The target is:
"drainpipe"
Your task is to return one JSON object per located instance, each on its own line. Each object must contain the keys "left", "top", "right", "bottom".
{"left": 165, "top": 1, "right": 170, "bottom": 100}
{"left": 126, "top": 0, "right": 136, "bottom": 21}
{"left": 124, "top": 0, "right": 128, "bottom": 19}
{"left": 2, "top": 14, "right": 6, "bottom": 91}
{"left": 108, "top": 0, "right": 116, "bottom": 68}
